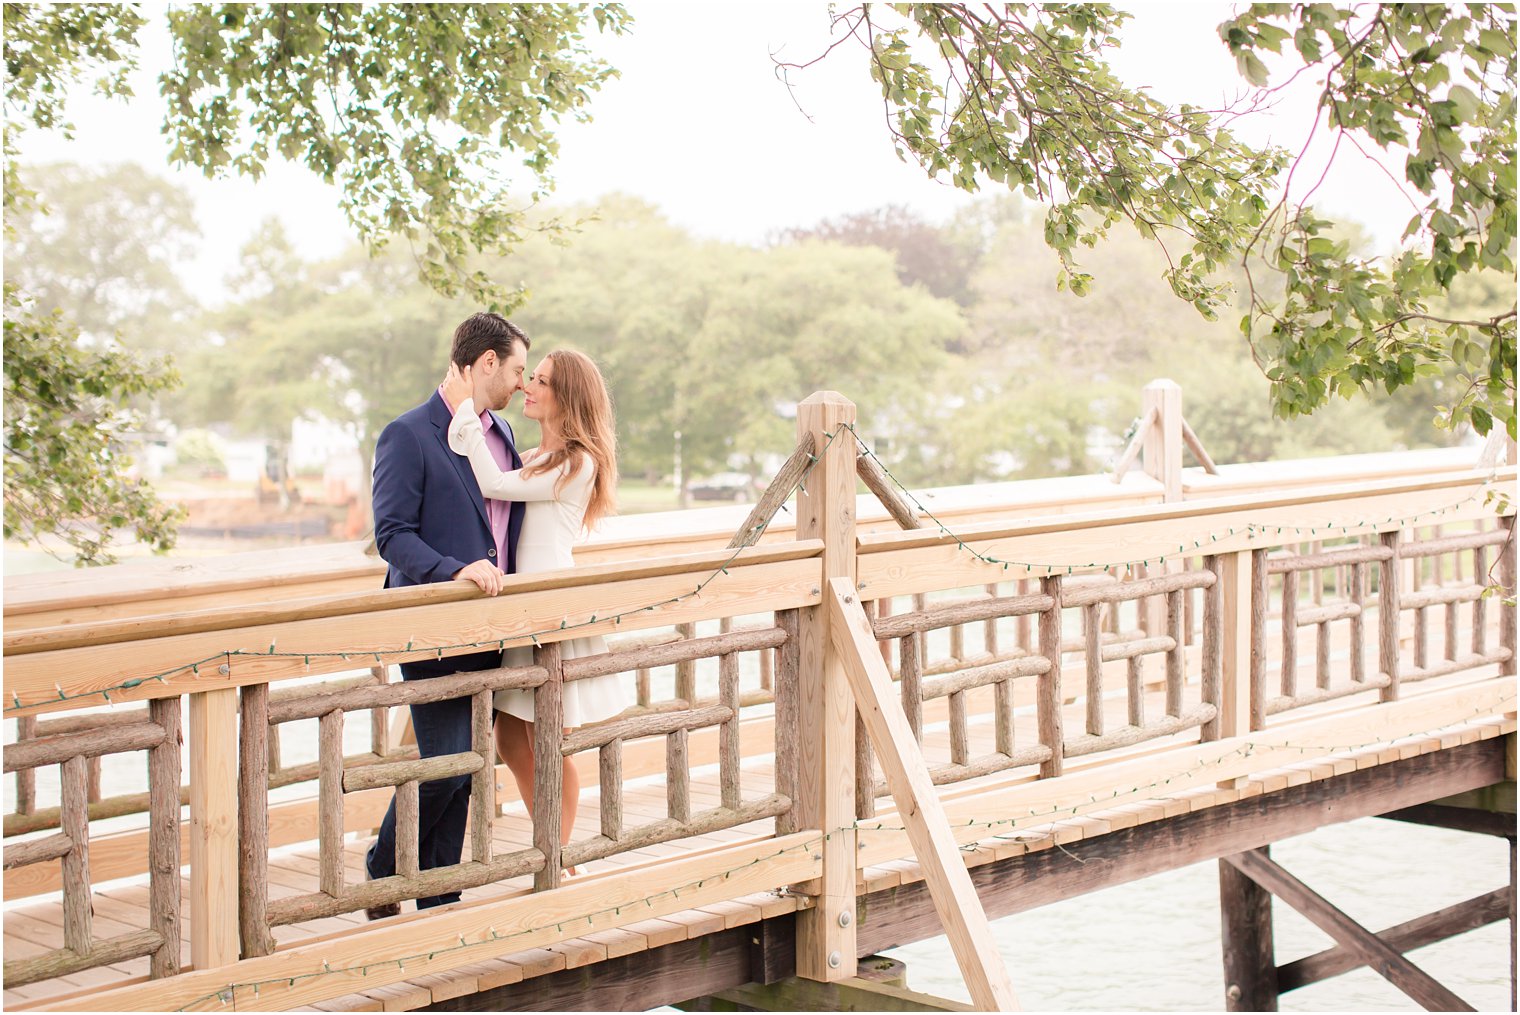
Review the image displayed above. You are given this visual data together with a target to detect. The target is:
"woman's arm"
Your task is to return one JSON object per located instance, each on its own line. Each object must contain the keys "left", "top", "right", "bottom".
{"left": 448, "top": 398, "right": 579, "bottom": 501}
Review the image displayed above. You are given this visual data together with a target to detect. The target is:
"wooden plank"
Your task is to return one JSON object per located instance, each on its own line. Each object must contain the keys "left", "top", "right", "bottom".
{"left": 855, "top": 736, "right": 1508, "bottom": 955}
{"left": 854, "top": 471, "right": 1507, "bottom": 599}
{"left": 1217, "top": 551, "right": 1253, "bottom": 746}
{"left": 792, "top": 391, "right": 858, "bottom": 983}
{"left": 716, "top": 977, "right": 975, "bottom": 1012}
{"left": 188, "top": 687, "right": 239, "bottom": 969}
{"left": 5, "top": 556, "right": 824, "bottom": 715}
{"left": 854, "top": 679, "right": 1515, "bottom": 868}
{"left": 7, "top": 542, "right": 823, "bottom": 656}
{"left": 827, "top": 579, "right": 1019, "bottom": 1011}
{"left": 1224, "top": 848, "right": 1474, "bottom": 1011}
{"left": 30, "top": 833, "right": 822, "bottom": 1011}
{"left": 1377, "top": 802, "right": 1518, "bottom": 838}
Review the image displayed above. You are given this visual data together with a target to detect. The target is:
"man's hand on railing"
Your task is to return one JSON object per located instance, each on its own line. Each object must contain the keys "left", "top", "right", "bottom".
{"left": 453, "top": 559, "right": 504, "bottom": 595}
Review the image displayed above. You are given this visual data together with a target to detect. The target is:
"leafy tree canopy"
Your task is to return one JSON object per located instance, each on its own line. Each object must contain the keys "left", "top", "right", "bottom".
{"left": 5, "top": 2, "right": 1513, "bottom": 562}
{"left": 6, "top": 161, "right": 200, "bottom": 345}
{"left": 780, "top": 3, "right": 1516, "bottom": 438}
{"left": 3, "top": 2, "right": 627, "bottom": 561}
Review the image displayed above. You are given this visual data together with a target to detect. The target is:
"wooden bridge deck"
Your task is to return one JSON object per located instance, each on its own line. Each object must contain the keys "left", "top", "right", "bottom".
{"left": 6, "top": 660, "right": 1511, "bottom": 1012}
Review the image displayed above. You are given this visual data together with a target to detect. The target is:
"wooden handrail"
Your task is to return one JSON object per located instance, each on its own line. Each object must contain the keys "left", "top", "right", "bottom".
{"left": 5, "top": 540, "right": 824, "bottom": 656}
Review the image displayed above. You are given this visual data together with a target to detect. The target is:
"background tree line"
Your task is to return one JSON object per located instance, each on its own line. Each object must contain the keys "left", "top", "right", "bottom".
{"left": 7, "top": 160, "right": 1494, "bottom": 511}
{"left": 5, "top": 4, "right": 1511, "bottom": 562}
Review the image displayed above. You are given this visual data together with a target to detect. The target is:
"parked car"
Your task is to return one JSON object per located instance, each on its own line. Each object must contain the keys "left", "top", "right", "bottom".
{"left": 689, "top": 472, "right": 753, "bottom": 502}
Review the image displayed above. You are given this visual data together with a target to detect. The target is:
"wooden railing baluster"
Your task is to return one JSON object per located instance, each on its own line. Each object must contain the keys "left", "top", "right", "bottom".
{"left": 1350, "top": 562, "right": 1367, "bottom": 684}
{"left": 318, "top": 708, "right": 346, "bottom": 897}
{"left": 667, "top": 727, "right": 691, "bottom": 825}
{"left": 1084, "top": 603, "right": 1104, "bottom": 737}
{"left": 396, "top": 781, "right": 420, "bottom": 878}
{"left": 1201, "top": 555, "right": 1222, "bottom": 741}
{"left": 533, "top": 642, "right": 564, "bottom": 893}
{"left": 775, "top": 607, "right": 801, "bottom": 836}
{"left": 1280, "top": 568, "right": 1299, "bottom": 699}
{"left": 1472, "top": 544, "right": 1488, "bottom": 657}
{"left": 148, "top": 695, "right": 182, "bottom": 976}
{"left": 600, "top": 738, "right": 623, "bottom": 842}
{"left": 675, "top": 622, "right": 697, "bottom": 705}
{"left": 900, "top": 633, "right": 922, "bottom": 741}
{"left": 1038, "top": 575, "right": 1064, "bottom": 779}
{"left": 719, "top": 652, "right": 741, "bottom": 812}
{"left": 1379, "top": 531, "right": 1402, "bottom": 702}
{"left": 1501, "top": 515, "right": 1517, "bottom": 676}
{"left": 238, "top": 684, "right": 273, "bottom": 958}
{"left": 948, "top": 690, "right": 969, "bottom": 766}
{"left": 1128, "top": 655, "right": 1146, "bottom": 726}
{"left": 470, "top": 688, "right": 493, "bottom": 864}
{"left": 61, "top": 753, "right": 90, "bottom": 955}
{"left": 15, "top": 715, "right": 37, "bottom": 817}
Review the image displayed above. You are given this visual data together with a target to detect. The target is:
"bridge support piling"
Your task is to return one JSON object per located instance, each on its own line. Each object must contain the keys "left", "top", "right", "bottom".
{"left": 1219, "top": 847, "right": 1278, "bottom": 1012}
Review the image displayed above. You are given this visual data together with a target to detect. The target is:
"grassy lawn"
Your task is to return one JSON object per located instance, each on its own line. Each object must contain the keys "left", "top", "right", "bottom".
{"left": 616, "top": 479, "right": 685, "bottom": 515}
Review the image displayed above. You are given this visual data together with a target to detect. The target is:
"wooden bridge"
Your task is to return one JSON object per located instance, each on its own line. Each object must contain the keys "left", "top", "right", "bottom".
{"left": 3, "top": 384, "right": 1516, "bottom": 1011}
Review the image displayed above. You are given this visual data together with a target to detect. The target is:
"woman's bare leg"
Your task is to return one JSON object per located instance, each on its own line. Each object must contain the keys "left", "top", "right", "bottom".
{"left": 494, "top": 711, "right": 580, "bottom": 873}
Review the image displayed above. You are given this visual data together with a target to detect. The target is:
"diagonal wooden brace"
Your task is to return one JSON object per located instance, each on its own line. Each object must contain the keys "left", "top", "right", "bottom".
{"left": 1224, "top": 848, "right": 1475, "bottom": 1012}
{"left": 826, "top": 578, "right": 1020, "bottom": 1012}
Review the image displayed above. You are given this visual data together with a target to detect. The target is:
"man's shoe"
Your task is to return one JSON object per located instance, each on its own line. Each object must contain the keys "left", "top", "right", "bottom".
{"left": 365, "top": 902, "right": 401, "bottom": 921}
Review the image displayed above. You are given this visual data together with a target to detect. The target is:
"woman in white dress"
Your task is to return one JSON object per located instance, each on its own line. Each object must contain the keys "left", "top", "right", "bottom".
{"left": 442, "top": 349, "right": 627, "bottom": 866}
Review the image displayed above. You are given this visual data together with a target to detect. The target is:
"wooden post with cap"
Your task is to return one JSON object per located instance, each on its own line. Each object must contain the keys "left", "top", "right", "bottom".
{"left": 793, "top": 391, "right": 859, "bottom": 982}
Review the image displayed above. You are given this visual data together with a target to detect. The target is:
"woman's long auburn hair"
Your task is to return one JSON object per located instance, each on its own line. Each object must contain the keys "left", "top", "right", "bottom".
{"left": 522, "top": 348, "right": 618, "bottom": 530}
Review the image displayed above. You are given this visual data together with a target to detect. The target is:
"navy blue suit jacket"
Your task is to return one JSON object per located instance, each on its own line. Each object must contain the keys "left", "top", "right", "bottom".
{"left": 372, "top": 391, "right": 525, "bottom": 672}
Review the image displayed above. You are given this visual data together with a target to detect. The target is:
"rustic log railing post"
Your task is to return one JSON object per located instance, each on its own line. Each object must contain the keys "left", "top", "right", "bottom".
{"left": 1200, "top": 555, "right": 1224, "bottom": 741}
{"left": 189, "top": 686, "right": 240, "bottom": 969}
{"left": 148, "top": 695, "right": 183, "bottom": 977}
{"left": 675, "top": 623, "right": 698, "bottom": 705}
{"left": 60, "top": 754, "right": 90, "bottom": 956}
{"left": 794, "top": 390, "right": 858, "bottom": 982}
{"left": 533, "top": 642, "right": 565, "bottom": 892}
{"left": 1379, "top": 531, "right": 1402, "bottom": 702}
{"left": 238, "top": 684, "right": 274, "bottom": 958}
{"left": 1038, "top": 574, "right": 1065, "bottom": 778}
{"left": 318, "top": 708, "right": 346, "bottom": 896}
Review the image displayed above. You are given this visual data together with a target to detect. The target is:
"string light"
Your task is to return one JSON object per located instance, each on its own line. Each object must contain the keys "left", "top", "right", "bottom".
{"left": 844, "top": 421, "right": 1505, "bottom": 577}
{"left": 4, "top": 428, "right": 849, "bottom": 715}
{"left": 172, "top": 833, "right": 831, "bottom": 1010}
{"left": 7, "top": 424, "right": 1508, "bottom": 717}
{"left": 163, "top": 691, "right": 1512, "bottom": 1010}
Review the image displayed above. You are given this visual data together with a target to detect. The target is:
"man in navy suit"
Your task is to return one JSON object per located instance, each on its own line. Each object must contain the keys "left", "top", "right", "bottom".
{"left": 364, "top": 312, "right": 529, "bottom": 915}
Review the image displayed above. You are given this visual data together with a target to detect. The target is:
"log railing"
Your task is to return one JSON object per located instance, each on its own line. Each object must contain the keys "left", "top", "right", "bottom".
{"left": 3, "top": 386, "right": 1514, "bottom": 1008}
{"left": 1, "top": 695, "right": 181, "bottom": 986}
{"left": 6, "top": 668, "right": 402, "bottom": 840}
{"left": 1251, "top": 519, "right": 1517, "bottom": 725}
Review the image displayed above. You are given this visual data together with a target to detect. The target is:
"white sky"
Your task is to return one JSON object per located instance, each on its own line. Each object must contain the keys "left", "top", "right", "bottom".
{"left": 14, "top": 2, "right": 1416, "bottom": 300}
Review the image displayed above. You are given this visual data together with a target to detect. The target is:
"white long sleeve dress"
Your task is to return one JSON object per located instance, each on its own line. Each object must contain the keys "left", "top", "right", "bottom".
{"left": 448, "top": 398, "right": 630, "bottom": 727}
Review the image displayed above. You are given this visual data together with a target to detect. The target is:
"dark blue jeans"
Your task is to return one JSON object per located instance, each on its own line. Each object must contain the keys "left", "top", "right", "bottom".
{"left": 366, "top": 651, "right": 499, "bottom": 909}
